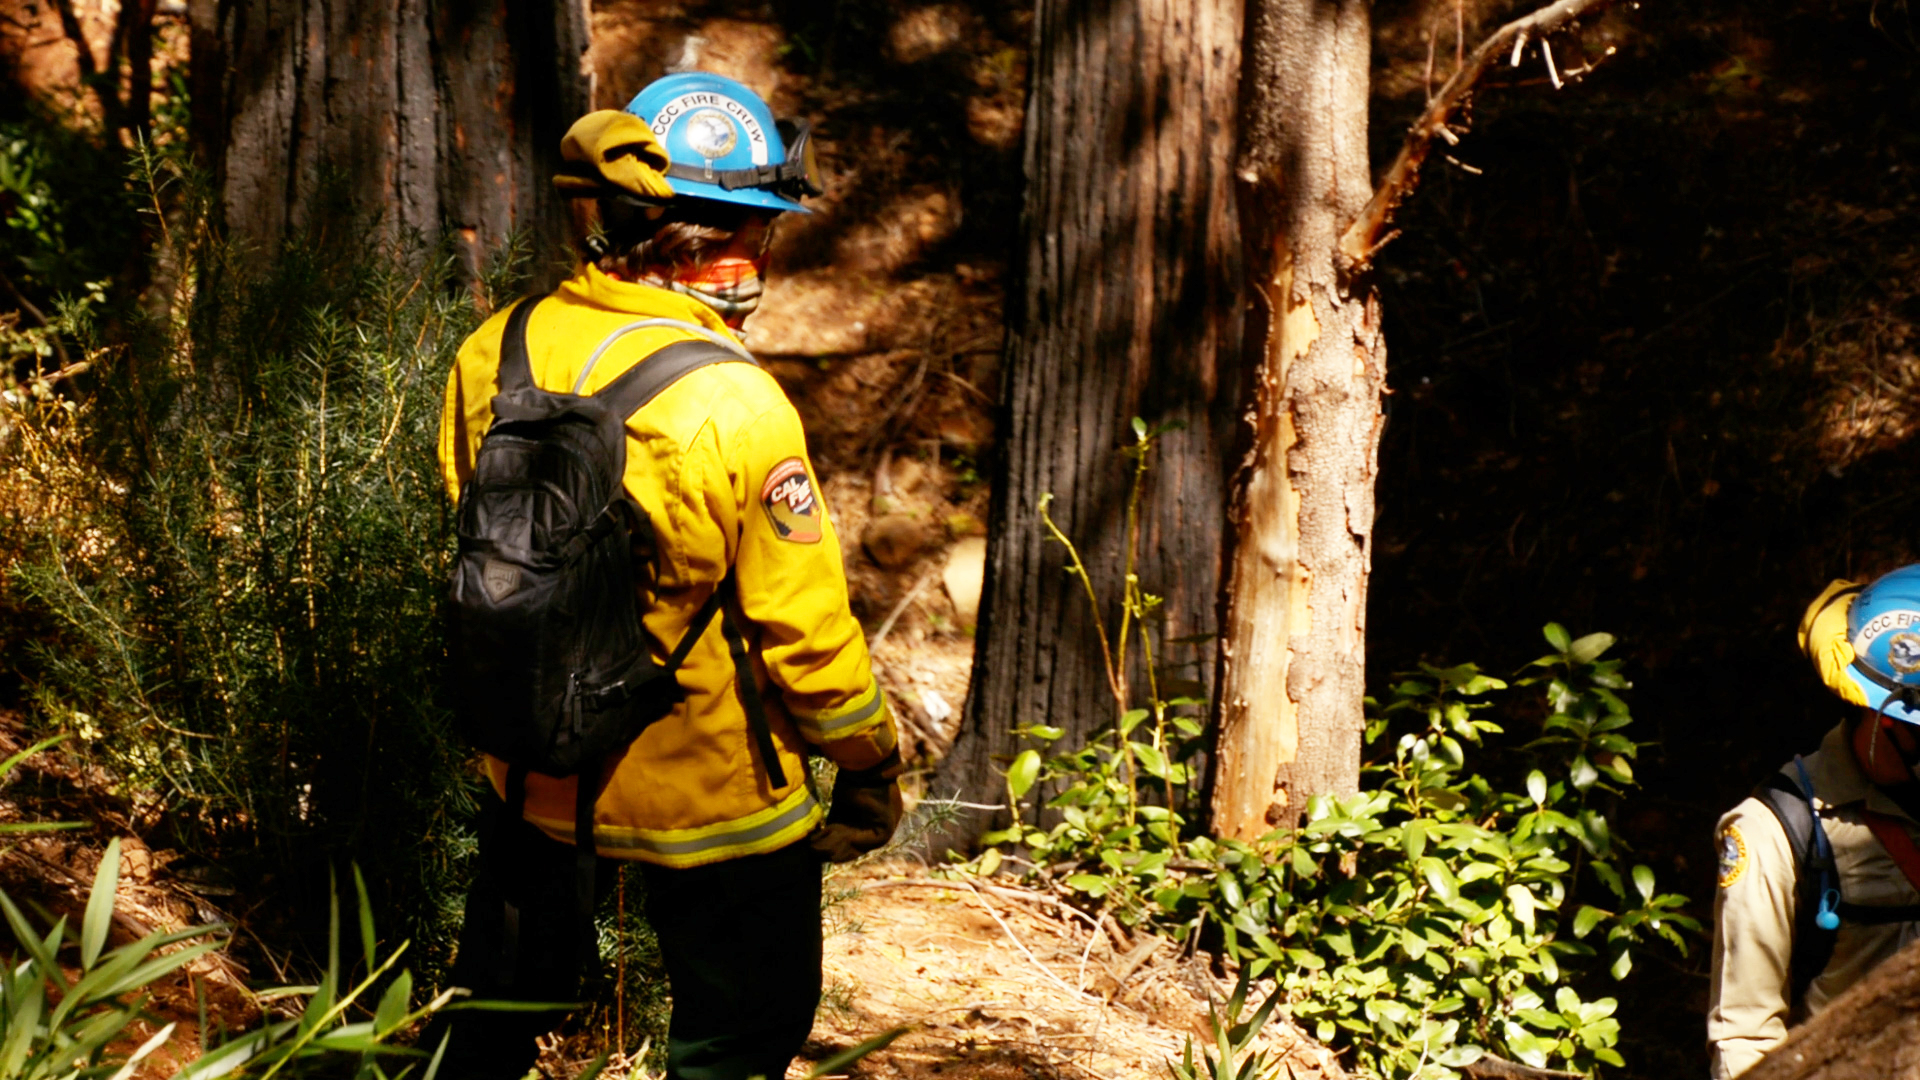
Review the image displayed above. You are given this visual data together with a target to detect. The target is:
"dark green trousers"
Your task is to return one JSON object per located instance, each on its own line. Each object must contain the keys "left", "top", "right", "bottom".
{"left": 429, "top": 797, "right": 823, "bottom": 1080}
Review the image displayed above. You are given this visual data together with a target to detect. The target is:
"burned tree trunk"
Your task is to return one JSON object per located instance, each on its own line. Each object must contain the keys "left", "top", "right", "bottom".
{"left": 1210, "top": 0, "right": 1383, "bottom": 838}
{"left": 938, "top": 0, "right": 1243, "bottom": 834}
{"left": 190, "top": 0, "right": 588, "bottom": 279}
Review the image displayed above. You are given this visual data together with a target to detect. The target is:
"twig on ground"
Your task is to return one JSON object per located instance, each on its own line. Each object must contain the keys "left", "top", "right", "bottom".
{"left": 869, "top": 567, "right": 940, "bottom": 653}
{"left": 960, "top": 881, "right": 1092, "bottom": 1002}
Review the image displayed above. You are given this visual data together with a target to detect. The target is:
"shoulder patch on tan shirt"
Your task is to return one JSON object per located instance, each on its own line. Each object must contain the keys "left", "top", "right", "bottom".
{"left": 1719, "top": 823, "right": 1750, "bottom": 889}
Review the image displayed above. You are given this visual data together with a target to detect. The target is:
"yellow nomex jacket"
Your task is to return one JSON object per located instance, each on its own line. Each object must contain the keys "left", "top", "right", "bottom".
{"left": 439, "top": 265, "right": 896, "bottom": 868}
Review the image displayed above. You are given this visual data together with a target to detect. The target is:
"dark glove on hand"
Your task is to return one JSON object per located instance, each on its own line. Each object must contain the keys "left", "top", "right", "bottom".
{"left": 810, "top": 749, "right": 905, "bottom": 863}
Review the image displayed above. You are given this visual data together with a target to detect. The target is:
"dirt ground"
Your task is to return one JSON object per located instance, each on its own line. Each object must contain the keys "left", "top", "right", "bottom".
{"left": 799, "top": 862, "right": 1342, "bottom": 1080}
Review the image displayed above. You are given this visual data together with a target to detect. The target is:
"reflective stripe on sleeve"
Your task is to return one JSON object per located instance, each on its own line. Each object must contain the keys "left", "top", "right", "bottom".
{"left": 793, "top": 680, "right": 889, "bottom": 741}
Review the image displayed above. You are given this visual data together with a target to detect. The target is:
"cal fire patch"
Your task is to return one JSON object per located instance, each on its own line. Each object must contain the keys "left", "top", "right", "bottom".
{"left": 761, "top": 458, "right": 822, "bottom": 543}
{"left": 1718, "top": 824, "right": 1749, "bottom": 889}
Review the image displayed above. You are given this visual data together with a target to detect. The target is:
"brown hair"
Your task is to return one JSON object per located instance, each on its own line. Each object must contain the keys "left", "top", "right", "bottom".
{"left": 588, "top": 197, "right": 757, "bottom": 281}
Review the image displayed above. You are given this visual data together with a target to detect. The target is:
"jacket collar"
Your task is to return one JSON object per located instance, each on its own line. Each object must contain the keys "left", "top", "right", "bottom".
{"left": 1808, "top": 720, "right": 1920, "bottom": 823}
{"left": 555, "top": 263, "right": 744, "bottom": 342}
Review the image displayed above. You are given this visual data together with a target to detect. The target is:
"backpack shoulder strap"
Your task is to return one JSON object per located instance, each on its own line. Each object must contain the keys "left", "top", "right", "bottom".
{"left": 594, "top": 338, "right": 752, "bottom": 419}
{"left": 496, "top": 294, "right": 548, "bottom": 394}
{"left": 1753, "top": 762, "right": 1840, "bottom": 1010}
{"left": 1755, "top": 771, "right": 1816, "bottom": 872}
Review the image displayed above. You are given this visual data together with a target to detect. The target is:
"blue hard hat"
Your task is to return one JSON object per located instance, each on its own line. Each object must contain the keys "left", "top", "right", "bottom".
{"left": 1847, "top": 565, "right": 1920, "bottom": 723}
{"left": 623, "top": 72, "right": 822, "bottom": 214}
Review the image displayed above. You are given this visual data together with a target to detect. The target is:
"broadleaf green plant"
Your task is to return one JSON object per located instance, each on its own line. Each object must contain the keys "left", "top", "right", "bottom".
{"left": 961, "top": 421, "right": 1699, "bottom": 1079}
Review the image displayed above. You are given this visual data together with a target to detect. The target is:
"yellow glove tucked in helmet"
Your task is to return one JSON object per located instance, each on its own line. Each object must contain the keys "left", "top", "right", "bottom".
{"left": 553, "top": 110, "right": 676, "bottom": 202}
{"left": 1800, "top": 579, "right": 1868, "bottom": 707}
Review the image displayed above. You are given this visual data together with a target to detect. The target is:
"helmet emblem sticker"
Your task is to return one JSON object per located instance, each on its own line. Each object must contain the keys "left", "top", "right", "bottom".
{"left": 1717, "top": 824, "right": 1748, "bottom": 889}
{"left": 761, "top": 458, "right": 822, "bottom": 543}
{"left": 683, "top": 110, "right": 738, "bottom": 159}
{"left": 650, "top": 92, "right": 771, "bottom": 165}
{"left": 1890, "top": 631, "right": 1920, "bottom": 674}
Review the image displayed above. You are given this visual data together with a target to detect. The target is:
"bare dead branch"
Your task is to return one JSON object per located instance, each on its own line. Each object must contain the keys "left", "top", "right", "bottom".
{"left": 1338, "top": 0, "right": 1621, "bottom": 270}
{"left": 0, "top": 267, "right": 71, "bottom": 370}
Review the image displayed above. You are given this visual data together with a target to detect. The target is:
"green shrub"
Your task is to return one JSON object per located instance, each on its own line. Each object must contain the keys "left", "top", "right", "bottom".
{"left": 0, "top": 147, "right": 523, "bottom": 976}
{"left": 965, "top": 422, "right": 1698, "bottom": 1079}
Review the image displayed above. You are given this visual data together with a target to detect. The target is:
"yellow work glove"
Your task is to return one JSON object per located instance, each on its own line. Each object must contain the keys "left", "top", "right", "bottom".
{"left": 810, "top": 750, "right": 905, "bottom": 864}
{"left": 1801, "top": 578, "right": 1868, "bottom": 706}
{"left": 553, "top": 110, "right": 676, "bottom": 201}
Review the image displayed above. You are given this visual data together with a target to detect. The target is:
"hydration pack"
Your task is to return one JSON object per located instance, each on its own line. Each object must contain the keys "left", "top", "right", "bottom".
{"left": 448, "top": 294, "right": 749, "bottom": 841}
{"left": 1753, "top": 757, "right": 1920, "bottom": 1013}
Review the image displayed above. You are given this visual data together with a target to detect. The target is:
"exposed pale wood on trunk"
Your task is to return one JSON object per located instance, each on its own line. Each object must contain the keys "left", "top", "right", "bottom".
{"left": 192, "top": 0, "right": 589, "bottom": 283}
{"left": 1743, "top": 937, "right": 1920, "bottom": 1080}
{"left": 1212, "top": 0, "right": 1382, "bottom": 838}
{"left": 937, "top": 0, "right": 1243, "bottom": 841}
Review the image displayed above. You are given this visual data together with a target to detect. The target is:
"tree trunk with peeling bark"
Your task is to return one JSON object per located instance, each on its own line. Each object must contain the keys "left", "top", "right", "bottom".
{"left": 938, "top": 0, "right": 1244, "bottom": 836}
{"left": 190, "top": 0, "right": 588, "bottom": 280}
{"left": 1210, "top": 0, "right": 1384, "bottom": 838}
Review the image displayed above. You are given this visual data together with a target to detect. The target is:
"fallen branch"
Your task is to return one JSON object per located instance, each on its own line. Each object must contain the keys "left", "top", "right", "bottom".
{"left": 1338, "top": 0, "right": 1621, "bottom": 270}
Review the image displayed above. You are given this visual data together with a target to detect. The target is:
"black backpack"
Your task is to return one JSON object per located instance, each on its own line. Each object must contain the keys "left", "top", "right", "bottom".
{"left": 1753, "top": 757, "right": 1920, "bottom": 1012}
{"left": 447, "top": 294, "right": 752, "bottom": 913}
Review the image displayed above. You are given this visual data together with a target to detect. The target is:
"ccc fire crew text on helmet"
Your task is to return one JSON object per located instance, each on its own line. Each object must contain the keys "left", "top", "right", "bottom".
{"left": 1855, "top": 609, "right": 1920, "bottom": 648}
{"left": 650, "top": 93, "right": 770, "bottom": 164}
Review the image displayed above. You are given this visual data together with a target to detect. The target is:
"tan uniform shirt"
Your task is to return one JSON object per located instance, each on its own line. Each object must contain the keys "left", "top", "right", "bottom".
{"left": 1709, "top": 723, "right": 1920, "bottom": 1077}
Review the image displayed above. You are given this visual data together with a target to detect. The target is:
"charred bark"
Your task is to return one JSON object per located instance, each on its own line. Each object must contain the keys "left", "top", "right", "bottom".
{"left": 1211, "top": 0, "right": 1383, "bottom": 838}
{"left": 937, "top": 0, "right": 1243, "bottom": 838}
{"left": 191, "top": 0, "right": 588, "bottom": 282}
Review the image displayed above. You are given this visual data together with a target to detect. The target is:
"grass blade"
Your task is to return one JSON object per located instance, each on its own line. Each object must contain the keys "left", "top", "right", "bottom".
{"left": 106, "top": 1020, "right": 177, "bottom": 1080}
{"left": 803, "top": 1026, "right": 909, "bottom": 1079}
{"left": 354, "top": 864, "right": 377, "bottom": 976}
{"left": 83, "top": 837, "right": 123, "bottom": 970}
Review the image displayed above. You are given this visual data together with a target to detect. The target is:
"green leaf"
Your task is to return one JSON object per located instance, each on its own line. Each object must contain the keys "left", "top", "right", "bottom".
{"left": 1418, "top": 857, "right": 1459, "bottom": 903}
{"left": 1134, "top": 742, "right": 1170, "bottom": 779}
{"left": 1403, "top": 819, "right": 1428, "bottom": 862}
{"left": 975, "top": 848, "right": 1002, "bottom": 877}
{"left": 1568, "top": 632, "right": 1616, "bottom": 665}
{"left": 1006, "top": 750, "right": 1041, "bottom": 798}
{"left": 1544, "top": 623, "right": 1572, "bottom": 652}
{"left": 82, "top": 837, "right": 121, "bottom": 970}
{"left": 375, "top": 968, "right": 413, "bottom": 1036}
{"left": 1592, "top": 860, "right": 1625, "bottom": 900}
{"left": 1610, "top": 947, "right": 1633, "bottom": 979}
{"left": 354, "top": 865, "right": 379, "bottom": 976}
{"left": 1066, "top": 874, "right": 1110, "bottom": 898}
{"left": 1632, "top": 864, "right": 1656, "bottom": 902}
{"left": 1028, "top": 724, "right": 1065, "bottom": 742}
{"left": 1526, "top": 770, "right": 1547, "bottom": 807}
{"left": 1120, "top": 708, "right": 1150, "bottom": 735}
{"left": 806, "top": 1026, "right": 910, "bottom": 1079}
{"left": 1131, "top": 416, "right": 1148, "bottom": 440}
{"left": 1506, "top": 885, "right": 1537, "bottom": 934}
{"left": 1573, "top": 905, "right": 1608, "bottom": 939}
{"left": 1570, "top": 755, "right": 1600, "bottom": 792}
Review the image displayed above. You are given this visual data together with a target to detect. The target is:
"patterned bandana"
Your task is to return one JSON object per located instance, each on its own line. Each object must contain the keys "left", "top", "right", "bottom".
{"left": 669, "top": 255, "right": 766, "bottom": 327}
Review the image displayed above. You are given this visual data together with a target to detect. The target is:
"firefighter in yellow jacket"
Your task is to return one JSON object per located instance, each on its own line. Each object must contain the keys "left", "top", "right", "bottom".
{"left": 429, "top": 73, "right": 901, "bottom": 1080}
{"left": 1708, "top": 570, "right": 1920, "bottom": 1078}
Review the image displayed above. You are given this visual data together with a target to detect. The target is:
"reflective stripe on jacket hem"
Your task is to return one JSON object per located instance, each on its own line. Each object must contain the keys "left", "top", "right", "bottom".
{"left": 527, "top": 785, "right": 823, "bottom": 869}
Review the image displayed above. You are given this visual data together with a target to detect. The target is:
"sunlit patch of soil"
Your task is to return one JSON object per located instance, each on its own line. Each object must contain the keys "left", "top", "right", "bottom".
{"left": 797, "top": 862, "right": 1345, "bottom": 1080}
